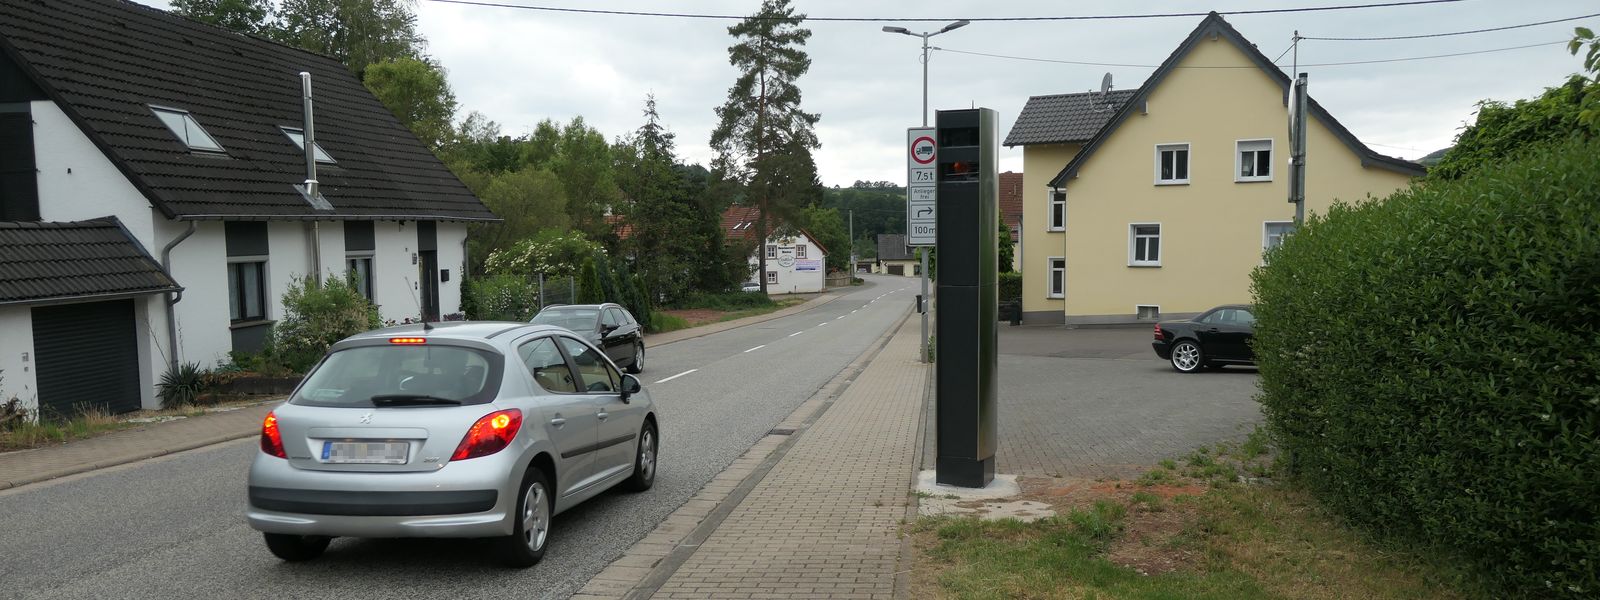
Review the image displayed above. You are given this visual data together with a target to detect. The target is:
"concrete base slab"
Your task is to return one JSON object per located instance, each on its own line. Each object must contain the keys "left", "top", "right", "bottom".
{"left": 918, "top": 498, "right": 1056, "bottom": 522}
{"left": 915, "top": 469, "right": 1020, "bottom": 499}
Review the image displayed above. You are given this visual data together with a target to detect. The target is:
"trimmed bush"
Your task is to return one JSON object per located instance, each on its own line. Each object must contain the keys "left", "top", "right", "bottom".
{"left": 671, "top": 291, "right": 774, "bottom": 311}
{"left": 465, "top": 273, "right": 540, "bottom": 321}
{"left": 999, "top": 272, "right": 1023, "bottom": 303}
{"left": 266, "top": 277, "right": 382, "bottom": 373}
{"left": 1250, "top": 137, "right": 1600, "bottom": 598}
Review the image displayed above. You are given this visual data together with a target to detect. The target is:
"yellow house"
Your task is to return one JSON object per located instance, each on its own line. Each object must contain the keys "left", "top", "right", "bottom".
{"left": 1005, "top": 12, "right": 1423, "bottom": 324}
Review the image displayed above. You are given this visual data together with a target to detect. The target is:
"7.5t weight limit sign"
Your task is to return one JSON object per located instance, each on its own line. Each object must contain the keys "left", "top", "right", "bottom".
{"left": 906, "top": 128, "right": 937, "bottom": 246}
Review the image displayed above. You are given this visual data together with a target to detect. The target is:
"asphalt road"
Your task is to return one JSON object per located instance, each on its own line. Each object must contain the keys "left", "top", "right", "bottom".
{"left": 0, "top": 275, "right": 919, "bottom": 600}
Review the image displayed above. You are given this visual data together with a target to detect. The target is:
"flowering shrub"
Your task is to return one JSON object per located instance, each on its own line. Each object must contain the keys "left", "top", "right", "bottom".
{"left": 266, "top": 276, "right": 382, "bottom": 373}
{"left": 465, "top": 274, "right": 540, "bottom": 321}
{"left": 483, "top": 230, "right": 603, "bottom": 279}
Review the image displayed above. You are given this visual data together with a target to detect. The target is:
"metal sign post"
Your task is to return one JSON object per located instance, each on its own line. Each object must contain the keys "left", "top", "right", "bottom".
{"left": 907, "top": 127, "right": 937, "bottom": 362}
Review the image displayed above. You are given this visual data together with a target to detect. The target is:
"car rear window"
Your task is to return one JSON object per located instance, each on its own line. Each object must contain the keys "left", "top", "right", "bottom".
{"left": 291, "top": 344, "right": 504, "bottom": 407}
{"left": 531, "top": 308, "right": 599, "bottom": 331}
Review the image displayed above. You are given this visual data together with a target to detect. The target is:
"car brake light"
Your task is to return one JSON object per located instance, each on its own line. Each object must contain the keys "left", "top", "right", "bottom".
{"left": 452, "top": 409, "right": 523, "bottom": 461}
{"left": 1153, "top": 323, "right": 1162, "bottom": 340}
{"left": 261, "top": 411, "right": 287, "bottom": 458}
{"left": 389, "top": 337, "right": 426, "bottom": 344}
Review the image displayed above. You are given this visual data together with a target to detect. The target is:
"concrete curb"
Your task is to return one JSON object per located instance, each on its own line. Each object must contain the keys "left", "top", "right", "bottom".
{"left": 574, "top": 306, "right": 913, "bottom": 600}
{"left": 643, "top": 291, "right": 847, "bottom": 349}
{"left": 0, "top": 430, "right": 257, "bottom": 491}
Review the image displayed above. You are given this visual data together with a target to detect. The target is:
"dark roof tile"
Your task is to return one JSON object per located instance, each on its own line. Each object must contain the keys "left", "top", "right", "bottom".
{"left": 876, "top": 234, "right": 914, "bottom": 261}
{"left": 0, "top": 0, "right": 496, "bottom": 221}
{"left": 0, "top": 217, "right": 180, "bottom": 304}
{"left": 1003, "top": 90, "right": 1136, "bottom": 147}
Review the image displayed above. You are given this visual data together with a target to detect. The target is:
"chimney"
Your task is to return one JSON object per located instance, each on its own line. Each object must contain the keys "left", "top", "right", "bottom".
{"left": 300, "top": 71, "right": 317, "bottom": 200}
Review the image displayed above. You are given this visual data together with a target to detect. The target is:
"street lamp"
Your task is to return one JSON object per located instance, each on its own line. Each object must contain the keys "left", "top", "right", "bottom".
{"left": 882, "top": 20, "right": 970, "bottom": 127}
{"left": 884, "top": 20, "right": 968, "bottom": 363}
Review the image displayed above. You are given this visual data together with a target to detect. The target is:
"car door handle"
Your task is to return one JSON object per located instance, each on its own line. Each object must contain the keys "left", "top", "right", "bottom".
{"left": 1206, "top": 327, "right": 1220, "bottom": 332}
{"left": 550, "top": 417, "right": 566, "bottom": 427}
{"left": 596, "top": 411, "right": 609, "bottom": 421}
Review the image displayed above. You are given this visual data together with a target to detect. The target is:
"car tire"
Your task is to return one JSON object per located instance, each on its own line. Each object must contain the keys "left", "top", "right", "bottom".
{"left": 626, "top": 343, "right": 644, "bottom": 374}
{"left": 621, "top": 421, "right": 657, "bottom": 493}
{"left": 1170, "top": 339, "right": 1205, "bottom": 373}
{"left": 498, "top": 467, "right": 553, "bottom": 568}
{"left": 263, "top": 533, "right": 331, "bottom": 562}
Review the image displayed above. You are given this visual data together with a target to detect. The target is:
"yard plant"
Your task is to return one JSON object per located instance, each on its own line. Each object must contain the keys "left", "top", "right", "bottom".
{"left": 1250, "top": 137, "right": 1600, "bottom": 598}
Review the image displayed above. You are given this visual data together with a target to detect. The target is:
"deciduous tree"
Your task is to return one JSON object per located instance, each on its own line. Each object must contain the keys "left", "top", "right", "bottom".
{"left": 363, "top": 57, "right": 458, "bottom": 149}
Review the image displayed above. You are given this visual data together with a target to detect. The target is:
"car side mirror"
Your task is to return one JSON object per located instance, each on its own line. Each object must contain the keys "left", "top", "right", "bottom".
{"left": 620, "top": 374, "right": 643, "bottom": 400}
{"left": 601, "top": 324, "right": 619, "bottom": 336}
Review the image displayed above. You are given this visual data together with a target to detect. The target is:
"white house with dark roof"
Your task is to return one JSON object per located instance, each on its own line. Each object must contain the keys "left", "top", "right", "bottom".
{"left": 0, "top": 0, "right": 495, "bottom": 415}
{"left": 721, "top": 205, "right": 827, "bottom": 294}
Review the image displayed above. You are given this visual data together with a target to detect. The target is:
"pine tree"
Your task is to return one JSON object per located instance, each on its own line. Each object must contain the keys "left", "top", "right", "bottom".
{"left": 710, "top": 0, "right": 820, "bottom": 294}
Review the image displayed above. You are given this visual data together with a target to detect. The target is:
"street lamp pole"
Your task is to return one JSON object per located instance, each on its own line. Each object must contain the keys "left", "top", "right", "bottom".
{"left": 884, "top": 20, "right": 968, "bottom": 363}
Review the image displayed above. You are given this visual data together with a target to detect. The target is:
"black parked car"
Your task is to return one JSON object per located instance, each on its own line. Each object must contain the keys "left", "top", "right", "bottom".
{"left": 530, "top": 303, "right": 645, "bottom": 373}
{"left": 1150, "top": 304, "right": 1256, "bottom": 373}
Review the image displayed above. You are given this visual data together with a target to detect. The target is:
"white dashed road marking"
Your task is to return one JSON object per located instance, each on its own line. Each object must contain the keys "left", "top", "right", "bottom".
{"left": 789, "top": 332, "right": 803, "bottom": 337}
{"left": 654, "top": 369, "right": 697, "bottom": 384}
{"left": 743, "top": 345, "right": 766, "bottom": 353}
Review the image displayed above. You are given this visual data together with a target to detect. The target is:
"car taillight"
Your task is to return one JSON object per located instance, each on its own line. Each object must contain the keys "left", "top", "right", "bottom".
{"left": 452, "top": 409, "right": 523, "bottom": 461}
{"left": 260, "top": 411, "right": 287, "bottom": 458}
{"left": 1153, "top": 323, "right": 1163, "bottom": 340}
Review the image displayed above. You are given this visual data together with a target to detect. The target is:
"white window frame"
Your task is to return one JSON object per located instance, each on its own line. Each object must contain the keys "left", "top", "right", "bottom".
{"left": 1236, "top": 139, "right": 1273, "bottom": 183}
{"left": 1129, "top": 223, "right": 1162, "bottom": 267}
{"left": 765, "top": 244, "right": 777, "bottom": 259}
{"left": 280, "top": 126, "right": 337, "bottom": 163}
{"left": 1047, "top": 257, "right": 1065, "bottom": 299}
{"left": 1154, "top": 143, "right": 1190, "bottom": 185}
{"left": 765, "top": 271, "right": 778, "bottom": 284}
{"left": 795, "top": 244, "right": 807, "bottom": 259}
{"left": 1260, "top": 222, "right": 1299, "bottom": 254}
{"left": 1047, "top": 189, "right": 1066, "bottom": 231}
{"left": 149, "top": 105, "right": 226, "bottom": 153}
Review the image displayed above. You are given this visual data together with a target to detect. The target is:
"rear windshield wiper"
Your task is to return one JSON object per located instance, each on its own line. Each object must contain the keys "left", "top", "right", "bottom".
{"left": 370, "top": 394, "right": 464, "bottom": 407}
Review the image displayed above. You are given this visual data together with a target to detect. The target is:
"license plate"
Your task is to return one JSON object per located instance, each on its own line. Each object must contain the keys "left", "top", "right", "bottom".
{"left": 322, "top": 441, "right": 409, "bottom": 464}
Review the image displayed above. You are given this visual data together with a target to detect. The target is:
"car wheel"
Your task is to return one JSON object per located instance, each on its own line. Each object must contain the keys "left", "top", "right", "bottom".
{"left": 626, "top": 343, "right": 644, "bottom": 374}
{"left": 263, "top": 533, "right": 330, "bottom": 562}
{"left": 621, "top": 421, "right": 657, "bottom": 492}
{"left": 498, "top": 467, "right": 552, "bottom": 568}
{"left": 1170, "top": 340, "right": 1205, "bottom": 373}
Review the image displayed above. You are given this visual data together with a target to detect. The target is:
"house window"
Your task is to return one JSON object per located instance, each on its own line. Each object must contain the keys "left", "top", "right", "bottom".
{"left": 1264, "top": 221, "right": 1295, "bottom": 251}
{"left": 765, "top": 271, "right": 778, "bottom": 284}
{"left": 1155, "top": 143, "right": 1189, "bottom": 184}
{"left": 1136, "top": 305, "right": 1161, "bottom": 320}
{"left": 228, "top": 260, "right": 267, "bottom": 322}
{"left": 795, "top": 244, "right": 807, "bottom": 259}
{"left": 347, "top": 256, "right": 374, "bottom": 300}
{"left": 1048, "top": 258, "right": 1065, "bottom": 299}
{"left": 1237, "top": 139, "right": 1272, "bottom": 182}
{"left": 1130, "top": 224, "right": 1161, "bottom": 267}
{"left": 149, "top": 106, "right": 225, "bottom": 153}
{"left": 280, "top": 127, "right": 336, "bottom": 163}
{"left": 766, "top": 244, "right": 777, "bottom": 259}
{"left": 1048, "top": 189, "right": 1065, "bottom": 231}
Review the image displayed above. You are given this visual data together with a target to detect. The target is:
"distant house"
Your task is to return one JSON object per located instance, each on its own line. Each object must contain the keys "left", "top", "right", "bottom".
{"left": 1004, "top": 12, "right": 1422, "bottom": 324}
{"left": 873, "top": 234, "right": 919, "bottom": 277}
{"left": 998, "top": 171, "right": 1023, "bottom": 272}
{"left": 0, "top": 0, "right": 495, "bottom": 416}
{"left": 721, "top": 205, "right": 827, "bottom": 294}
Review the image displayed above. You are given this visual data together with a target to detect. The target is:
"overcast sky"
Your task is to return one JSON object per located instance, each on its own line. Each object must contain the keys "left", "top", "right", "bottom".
{"left": 139, "top": 0, "right": 1597, "bottom": 187}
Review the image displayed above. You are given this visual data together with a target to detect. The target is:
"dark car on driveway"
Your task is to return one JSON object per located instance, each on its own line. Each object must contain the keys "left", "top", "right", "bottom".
{"left": 1151, "top": 304, "right": 1256, "bottom": 373}
{"left": 530, "top": 303, "right": 645, "bottom": 374}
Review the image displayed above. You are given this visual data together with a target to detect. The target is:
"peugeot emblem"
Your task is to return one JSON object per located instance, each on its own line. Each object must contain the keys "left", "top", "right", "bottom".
{"left": 359, "top": 411, "right": 374, "bottom": 424}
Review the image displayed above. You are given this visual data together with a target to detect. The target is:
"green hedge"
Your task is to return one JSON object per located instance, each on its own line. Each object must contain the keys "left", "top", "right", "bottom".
{"left": 999, "top": 272, "right": 1023, "bottom": 303}
{"left": 670, "top": 291, "right": 774, "bottom": 311}
{"left": 1250, "top": 137, "right": 1599, "bottom": 598}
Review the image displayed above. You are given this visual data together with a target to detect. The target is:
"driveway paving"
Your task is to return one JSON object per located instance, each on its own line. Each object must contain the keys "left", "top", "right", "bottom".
{"left": 0, "top": 275, "right": 919, "bottom": 600}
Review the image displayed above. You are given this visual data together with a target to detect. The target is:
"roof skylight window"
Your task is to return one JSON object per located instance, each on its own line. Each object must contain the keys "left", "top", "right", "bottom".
{"left": 280, "top": 127, "right": 336, "bottom": 164}
{"left": 150, "top": 106, "right": 225, "bottom": 153}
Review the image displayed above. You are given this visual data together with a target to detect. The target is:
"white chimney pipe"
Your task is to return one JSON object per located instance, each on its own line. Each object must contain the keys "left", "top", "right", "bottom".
{"left": 300, "top": 72, "right": 318, "bottom": 200}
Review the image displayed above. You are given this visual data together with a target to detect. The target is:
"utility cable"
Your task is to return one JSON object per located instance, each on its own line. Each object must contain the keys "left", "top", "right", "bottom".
{"left": 1302, "top": 12, "right": 1600, "bottom": 41}
{"left": 932, "top": 39, "right": 1569, "bottom": 69}
{"left": 420, "top": 0, "right": 1463, "bottom": 23}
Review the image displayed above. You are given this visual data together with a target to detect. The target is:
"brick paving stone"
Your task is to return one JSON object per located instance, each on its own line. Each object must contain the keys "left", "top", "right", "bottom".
{"left": 653, "top": 317, "right": 925, "bottom": 599}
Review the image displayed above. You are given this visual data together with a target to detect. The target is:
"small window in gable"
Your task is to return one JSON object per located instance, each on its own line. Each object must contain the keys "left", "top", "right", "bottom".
{"left": 150, "top": 106, "right": 225, "bottom": 153}
{"left": 280, "top": 127, "right": 336, "bottom": 163}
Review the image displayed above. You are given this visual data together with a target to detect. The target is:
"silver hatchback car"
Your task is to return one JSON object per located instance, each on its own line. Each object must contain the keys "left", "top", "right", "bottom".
{"left": 246, "top": 322, "right": 659, "bottom": 567}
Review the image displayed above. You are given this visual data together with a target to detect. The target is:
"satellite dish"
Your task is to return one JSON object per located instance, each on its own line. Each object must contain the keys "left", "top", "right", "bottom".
{"left": 1100, "top": 72, "right": 1113, "bottom": 95}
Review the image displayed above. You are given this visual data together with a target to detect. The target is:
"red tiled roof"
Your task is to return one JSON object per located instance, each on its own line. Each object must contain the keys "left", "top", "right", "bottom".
{"left": 999, "top": 171, "right": 1024, "bottom": 229}
{"left": 719, "top": 205, "right": 828, "bottom": 257}
{"left": 605, "top": 214, "right": 634, "bottom": 240}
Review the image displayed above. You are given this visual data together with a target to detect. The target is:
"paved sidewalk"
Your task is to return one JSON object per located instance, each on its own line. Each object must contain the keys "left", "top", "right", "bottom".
{"left": 645, "top": 315, "right": 926, "bottom": 599}
{"left": 0, "top": 402, "right": 274, "bottom": 490}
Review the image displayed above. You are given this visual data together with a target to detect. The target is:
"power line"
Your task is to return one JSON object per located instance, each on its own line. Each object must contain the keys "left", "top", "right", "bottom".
{"left": 933, "top": 39, "right": 1569, "bottom": 69}
{"left": 1302, "top": 12, "right": 1600, "bottom": 41}
{"left": 420, "top": 0, "right": 1463, "bottom": 23}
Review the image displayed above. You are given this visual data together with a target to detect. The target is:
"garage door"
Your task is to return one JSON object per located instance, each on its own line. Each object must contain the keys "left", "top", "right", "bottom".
{"left": 32, "top": 300, "right": 142, "bottom": 416}
{"left": 887, "top": 264, "right": 904, "bottom": 276}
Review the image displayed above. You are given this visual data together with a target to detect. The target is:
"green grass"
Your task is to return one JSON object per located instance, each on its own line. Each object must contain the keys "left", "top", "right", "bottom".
{"left": 0, "top": 407, "right": 130, "bottom": 451}
{"left": 649, "top": 312, "right": 691, "bottom": 334}
{"left": 669, "top": 291, "right": 775, "bottom": 311}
